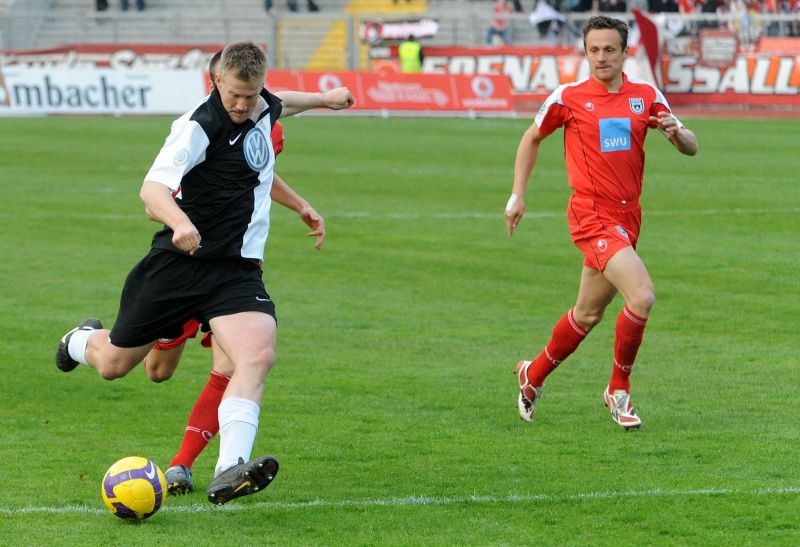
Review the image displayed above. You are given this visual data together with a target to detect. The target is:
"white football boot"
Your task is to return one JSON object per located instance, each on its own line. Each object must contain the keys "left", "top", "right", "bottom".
{"left": 603, "top": 387, "right": 642, "bottom": 430}
{"left": 515, "top": 360, "right": 542, "bottom": 423}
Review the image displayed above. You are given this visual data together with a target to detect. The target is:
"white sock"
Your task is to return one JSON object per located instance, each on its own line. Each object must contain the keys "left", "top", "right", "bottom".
{"left": 67, "top": 328, "right": 94, "bottom": 365}
{"left": 214, "top": 396, "right": 260, "bottom": 477}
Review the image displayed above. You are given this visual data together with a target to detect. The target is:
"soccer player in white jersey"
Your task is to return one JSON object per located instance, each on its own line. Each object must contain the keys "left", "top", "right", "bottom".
{"left": 56, "top": 42, "right": 354, "bottom": 504}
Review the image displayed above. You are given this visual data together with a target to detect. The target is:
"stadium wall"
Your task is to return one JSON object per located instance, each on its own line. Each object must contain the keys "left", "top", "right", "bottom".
{"left": 1, "top": 42, "right": 798, "bottom": 117}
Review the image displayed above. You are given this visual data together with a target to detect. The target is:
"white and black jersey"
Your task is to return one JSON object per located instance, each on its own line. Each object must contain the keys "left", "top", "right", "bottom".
{"left": 145, "top": 88, "right": 283, "bottom": 261}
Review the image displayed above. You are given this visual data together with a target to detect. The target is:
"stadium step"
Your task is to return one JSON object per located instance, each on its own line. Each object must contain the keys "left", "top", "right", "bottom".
{"left": 306, "top": 19, "right": 349, "bottom": 71}
{"left": 344, "top": 0, "right": 428, "bottom": 15}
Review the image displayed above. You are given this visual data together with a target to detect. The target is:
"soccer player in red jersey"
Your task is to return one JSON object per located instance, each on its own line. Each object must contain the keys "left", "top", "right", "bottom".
{"left": 505, "top": 15, "right": 698, "bottom": 429}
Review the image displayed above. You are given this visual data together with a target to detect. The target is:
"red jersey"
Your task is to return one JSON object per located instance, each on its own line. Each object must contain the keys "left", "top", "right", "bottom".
{"left": 492, "top": 4, "right": 512, "bottom": 30}
{"left": 535, "top": 73, "right": 680, "bottom": 203}
{"left": 270, "top": 120, "right": 284, "bottom": 156}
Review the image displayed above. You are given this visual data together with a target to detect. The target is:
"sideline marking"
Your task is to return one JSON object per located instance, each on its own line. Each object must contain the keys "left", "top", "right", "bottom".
{"left": 3, "top": 486, "right": 799, "bottom": 516}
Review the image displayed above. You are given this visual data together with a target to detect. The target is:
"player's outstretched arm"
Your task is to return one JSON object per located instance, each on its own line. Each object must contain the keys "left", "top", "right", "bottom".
{"left": 271, "top": 173, "right": 326, "bottom": 249}
{"left": 276, "top": 87, "right": 356, "bottom": 117}
{"left": 506, "top": 123, "right": 545, "bottom": 236}
{"left": 650, "top": 112, "right": 698, "bottom": 156}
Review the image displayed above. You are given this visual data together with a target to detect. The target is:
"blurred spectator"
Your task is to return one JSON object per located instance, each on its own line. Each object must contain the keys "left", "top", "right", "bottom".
{"left": 287, "top": 0, "right": 319, "bottom": 10}
{"left": 562, "top": 0, "right": 593, "bottom": 11}
{"left": 96, "top": 0, "right": 108, "bottom": 10}
{"left": 729, "top": 0, "right": 762, "bottom": 46}
{"left": 529, "top": 0, "right": 566, "bottom": 41}
{"left": 650, "top": 0, "right": 679, "bottom": 11}
{"left": 398, "top": 35, "right": 424, "bottom": 73}
{"left": 696, "top": 0, "right": 722, "bottom": 29}
{"left": 596, "top": 0, "right": 627, "bottom": 12}
{"left": 778, "top": 0, "right": 800, "bottom": 36}
{"left": 486, "top": 0, "right": 514, "bottom": 45}
{"left": 120, "top": 0, "right": 145, "bottom": 10}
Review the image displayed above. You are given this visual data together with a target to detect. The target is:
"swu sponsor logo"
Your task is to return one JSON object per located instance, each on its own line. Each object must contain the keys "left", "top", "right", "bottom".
{"left": 599, "top": 118, "right": 631, "bottom": 152}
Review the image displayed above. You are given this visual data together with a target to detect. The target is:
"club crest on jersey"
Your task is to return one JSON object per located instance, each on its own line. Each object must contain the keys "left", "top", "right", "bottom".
{"left": 629, "top": 98, "right": 644, "bottom": 114}
{"left": 243, "top": 127, "right": 270, "bottom": 171}
{"left": 173, "top": 148, "right": 189, "bottom": 166}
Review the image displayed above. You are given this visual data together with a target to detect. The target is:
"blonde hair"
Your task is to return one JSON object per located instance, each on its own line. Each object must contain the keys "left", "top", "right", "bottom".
{"left": 219, "top": 42, "right": 266, "bottom": 83}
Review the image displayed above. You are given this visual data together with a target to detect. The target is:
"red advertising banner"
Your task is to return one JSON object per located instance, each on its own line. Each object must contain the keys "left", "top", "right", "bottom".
{"left": 267, "top": 70, "right": 515, "bottom": 113}
{"left": 420, "top": 45, "right": 800, "bottom": 110}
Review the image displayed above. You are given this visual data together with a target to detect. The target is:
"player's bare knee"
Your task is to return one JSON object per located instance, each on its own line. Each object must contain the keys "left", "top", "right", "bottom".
{"left": 261, "top": 348, "right": 276, "bottom": 372}
{"left": 146, "top": 368, "right": 173, "bottom": 383}
{"left": 97, "top": 358, "right": 134, "bottom": 380}
{"left": 98, "top": 365, "right": 125, "bottom": 380}
{"left": 573, "top": 308, "right": 603, "bottom": 330}
{"left": 628, "top": 290, "right": 655, "bottom": 317}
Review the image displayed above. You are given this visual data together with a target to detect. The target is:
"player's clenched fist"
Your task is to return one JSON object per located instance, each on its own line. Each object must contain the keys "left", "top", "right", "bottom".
{"left": 323, "top": 87, "right": 356, "bottom": 110}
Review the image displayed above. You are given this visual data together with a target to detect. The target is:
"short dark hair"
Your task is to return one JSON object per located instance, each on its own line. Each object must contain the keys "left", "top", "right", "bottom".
{"left": 208, "top": 50, "right": 222, "bottom": 77}
{"left": 583, "top": 15, "right": 629, "bottom": 50}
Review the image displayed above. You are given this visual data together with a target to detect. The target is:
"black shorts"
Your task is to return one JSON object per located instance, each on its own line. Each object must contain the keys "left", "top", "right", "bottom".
{"left": 109, "top": 249, "right": 276, "bottom": 348}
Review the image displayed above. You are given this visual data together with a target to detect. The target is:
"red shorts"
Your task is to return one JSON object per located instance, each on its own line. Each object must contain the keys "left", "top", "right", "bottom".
{"left": 151, "top": 319, "right": 201, "bottom": 350}
{"left": 151, "top": 320, "right": 213, "bottom": 350}
{"left": 567, "top": 194, "right": 641, "bottom": 272}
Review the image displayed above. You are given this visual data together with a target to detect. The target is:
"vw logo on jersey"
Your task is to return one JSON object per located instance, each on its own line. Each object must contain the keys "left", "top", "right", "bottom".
{"left": 629, "top": 98, "right": 644, "bottom": 114}
{"left": 243, "top": 127, "right": 270, "bottom": 171}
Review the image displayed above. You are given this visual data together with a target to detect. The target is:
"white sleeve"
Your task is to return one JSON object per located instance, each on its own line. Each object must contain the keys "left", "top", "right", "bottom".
{"left": 653, "top": 86, "right": 685, "bottom": 130}
{"left": 144, "top": 114, "right": 209, "bottom": 191}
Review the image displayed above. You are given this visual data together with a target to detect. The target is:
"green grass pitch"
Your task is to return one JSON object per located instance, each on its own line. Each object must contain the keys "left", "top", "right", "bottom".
{"left": 0, "top": 114, "right": 798, "bottom": 545}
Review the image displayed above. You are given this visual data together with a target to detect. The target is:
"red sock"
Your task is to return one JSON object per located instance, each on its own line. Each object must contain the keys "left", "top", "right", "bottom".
{"left": 609, "top": 306, "right": 648, "bottom": 392}
{"left": 170, "top": 371, "right": 230, "bottom": 469}
{"left": 528, "top": 308, "right": 588, "bottom": 387}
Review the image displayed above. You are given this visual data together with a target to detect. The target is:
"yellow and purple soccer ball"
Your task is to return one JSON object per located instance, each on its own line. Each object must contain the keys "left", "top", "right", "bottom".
{"left": 101, "top": 456, "right": 167, "bottom": 520}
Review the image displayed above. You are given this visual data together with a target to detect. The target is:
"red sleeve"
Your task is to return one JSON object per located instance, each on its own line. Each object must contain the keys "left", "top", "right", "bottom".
{"left": 271, "top": 121, "right": 284, "bottom": 156}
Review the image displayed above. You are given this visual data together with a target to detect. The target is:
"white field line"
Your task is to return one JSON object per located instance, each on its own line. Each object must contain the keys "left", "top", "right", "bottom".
{"left": 3, "top": 486, "right": 799, "bottom": 516}
{"left": 2, "top": 207, "right": 798, "bottom": 222}
{"left": 330, "top": 207, "right": 800, "bottom": 220}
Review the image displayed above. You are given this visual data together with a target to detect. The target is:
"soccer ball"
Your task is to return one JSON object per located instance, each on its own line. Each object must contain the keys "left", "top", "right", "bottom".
{"left": 101, "top": 456, "right": 167, "bottom": 520}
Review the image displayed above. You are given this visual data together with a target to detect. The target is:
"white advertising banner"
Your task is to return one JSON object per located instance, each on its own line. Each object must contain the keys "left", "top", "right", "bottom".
{"left": 1, "top": 67, "right": 206, "bottom": 115}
